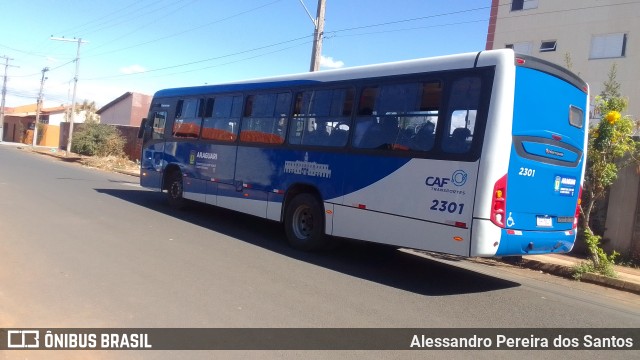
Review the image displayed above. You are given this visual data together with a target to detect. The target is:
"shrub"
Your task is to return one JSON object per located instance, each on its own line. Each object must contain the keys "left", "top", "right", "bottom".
{"left": 71, "top": 123, "right": 125, "bottom": 157}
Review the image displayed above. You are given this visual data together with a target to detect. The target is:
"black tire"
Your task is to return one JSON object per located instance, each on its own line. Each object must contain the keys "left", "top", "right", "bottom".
{"left": 284, "top": 193, "right": 327, "bottom": 251}
{"left": 166, "top": 170, "right": 186, "bottom": 209}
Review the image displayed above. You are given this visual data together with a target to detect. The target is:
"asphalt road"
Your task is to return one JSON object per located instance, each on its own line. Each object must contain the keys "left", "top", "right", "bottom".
{"left": 0, "top": 144, "right": 638, "bottom": 359}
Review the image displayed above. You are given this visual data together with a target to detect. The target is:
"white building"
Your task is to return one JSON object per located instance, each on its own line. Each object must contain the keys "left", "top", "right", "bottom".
{"left": 486, "top": 0, "right": 640, "bottom": 120}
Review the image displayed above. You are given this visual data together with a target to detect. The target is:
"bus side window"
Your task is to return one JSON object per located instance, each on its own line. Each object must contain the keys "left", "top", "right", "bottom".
{"left": 173, "top": 98, "right": 203, "bottom": 138}
{"left": 353, "top": 87, "right": 379, "bottom": 148}
{"left": 288, "top": 88, "right": 352, "bottom": 147}
{"left": 240, "top": 93, "right": 291, "bottom": 144}
{"left": 442, "top": 77, "right": 481, "bottom": 154}
{"left": 201, "top": 96, "right": 241, "bottom": 142}
{"left": 408, "top": 81, "right": 441, "bottom": 152}
{"left": 152, "top": 111, "right": 167, "bottom": 140}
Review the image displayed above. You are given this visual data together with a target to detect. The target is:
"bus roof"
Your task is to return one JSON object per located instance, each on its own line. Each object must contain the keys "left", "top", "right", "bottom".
{"left": 153, "top": 50, "right": 492, "bottom": 99}
{"left": 152, "top": 49, "right": 586, "bottom": 98}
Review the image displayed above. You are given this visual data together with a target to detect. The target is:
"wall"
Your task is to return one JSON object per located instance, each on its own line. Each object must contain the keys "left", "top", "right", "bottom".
{"left": 100, "top": 96, "right": 134, "bottom": 126}
{"left": 2, "top": 116, "right": 31, "bottom": 142}
{"left": 604, "top": 162, "right": 640, "bottom": 258}
{"left": 116, "top": 125, "right": 143, "bottom": 161}
{"left": 99, "top": 93, "right": 151, "bottom": 127}
{"left": 23, "top": 125, "right": 61, "bottom": 147}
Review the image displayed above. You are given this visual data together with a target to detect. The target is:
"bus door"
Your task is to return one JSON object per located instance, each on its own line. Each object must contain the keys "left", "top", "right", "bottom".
{"left": 200, "top": 95, "right": 243, "bottom": 208}
{"left": 230, "top": 93, "right": 292, "bottom": 218}
{"left": 498, "top": 64, "right": 587, "bottom": 255}
{"left": 140, "top": 109, "right": 169, "bottom": 190}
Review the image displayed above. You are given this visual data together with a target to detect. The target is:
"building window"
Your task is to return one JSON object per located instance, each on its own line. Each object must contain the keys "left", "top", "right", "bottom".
{"left": 511, "top": 0, "right": 538, "bottom": 11}
{"left": 590, "top": 33, "right": 627, "bottom": 59}
{"left": 506, "top": 42, "right": 532, "bottom": 55}
{"left": 540, "top": 40, "right": 557, "bottom": 52}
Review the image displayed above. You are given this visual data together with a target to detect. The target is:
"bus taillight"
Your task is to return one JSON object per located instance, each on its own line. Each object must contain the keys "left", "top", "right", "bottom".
{"left": 491, "top": 175, "right": 507, "bottom": 228}
{"left": 573, "top": 186, "right": 583, "bottom": 229}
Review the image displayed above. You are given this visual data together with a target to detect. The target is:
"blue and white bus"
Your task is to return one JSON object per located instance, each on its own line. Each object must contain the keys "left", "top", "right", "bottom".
{"left": 138, "top": 49, "right": 588, "bottom": 257}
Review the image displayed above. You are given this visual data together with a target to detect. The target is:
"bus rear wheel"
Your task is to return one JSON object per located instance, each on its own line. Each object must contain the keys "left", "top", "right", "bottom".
{"left": 284, "top": 193, "right": 326, "bottom": 251}
{"left": 166, "top": 170, "right": 186, "bottom": 209}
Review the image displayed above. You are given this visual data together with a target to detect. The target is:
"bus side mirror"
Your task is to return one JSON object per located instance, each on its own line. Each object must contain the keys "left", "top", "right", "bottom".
{"left": 138, "top": 118, "right": 148, "bottom": 139}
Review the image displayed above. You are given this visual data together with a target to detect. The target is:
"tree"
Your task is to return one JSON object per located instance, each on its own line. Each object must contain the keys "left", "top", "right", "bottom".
{"left": 64, "top": 99, "right": 99, "bottom": 124}
{"left": 580, "top": 64, "right": 639, "bottom": 276}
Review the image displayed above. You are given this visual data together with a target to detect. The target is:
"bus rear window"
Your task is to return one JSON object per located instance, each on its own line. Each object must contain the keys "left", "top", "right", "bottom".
{"left": 569, "top": 105, "right": 583, "bottom": 129}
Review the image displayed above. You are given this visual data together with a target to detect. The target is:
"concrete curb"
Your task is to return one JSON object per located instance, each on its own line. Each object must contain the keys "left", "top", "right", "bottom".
{"left": 31, "top": 148, "right": 140, "bottom": 176}
{"left": 517, "top": 258, "right": 640, "bottom": 295}
{"left": 31, "top": 148, "right": 83, "bottom": 162}
{"left": 113, "top": 169, "right": 140, "bottom": 177}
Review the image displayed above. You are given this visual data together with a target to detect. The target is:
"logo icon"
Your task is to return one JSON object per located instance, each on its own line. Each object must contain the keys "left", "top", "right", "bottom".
{"left": 8, "top": 330, "right": 40, "bottom": 348}
{"left": 451, "top": 170, "right": 468, "bottom": 186}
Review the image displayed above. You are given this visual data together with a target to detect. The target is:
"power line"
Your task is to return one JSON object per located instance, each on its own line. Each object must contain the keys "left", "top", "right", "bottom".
{"left": 84, "top": 0, "right": 283, "bottom": 59}
{"left": 84, "top": 34, "right": 313, "bottom": 81}
{"left": 328, "top": 18, "right": 487, "bottom": 39}
{"left": 85, "top": 0, "right": 200, "bottom": 54}
{"left": 329, "top": 5, "right": 491, "bottom": 34}
{"left": 79, "top": 0, "right": 198, "bottom": 40}
{"left": 56, "top": 0, "right": 160, "bottom": 36}
{"left": 127, "top": 39, "right": 314, "bottom": 80}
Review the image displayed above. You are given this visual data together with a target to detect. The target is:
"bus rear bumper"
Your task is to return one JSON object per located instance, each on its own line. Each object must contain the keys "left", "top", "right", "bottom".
{"left": 471, "top": 218, "right": 576, "bottom": 257}
{"left": 495, "top": 228, "right": 576, "bottom": 256}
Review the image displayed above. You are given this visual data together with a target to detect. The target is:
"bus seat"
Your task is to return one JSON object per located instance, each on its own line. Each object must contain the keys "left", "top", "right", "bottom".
{"left": 362, "top": 118, "right": 398, "bottom": 149}
{"left": 445, "top": 127, "right": 471, "bottom": 153}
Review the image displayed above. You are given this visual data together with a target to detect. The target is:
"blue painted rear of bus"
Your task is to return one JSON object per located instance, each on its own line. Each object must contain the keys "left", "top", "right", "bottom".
{"left": 495, "top": 66, "right": 588, "bottom": 256}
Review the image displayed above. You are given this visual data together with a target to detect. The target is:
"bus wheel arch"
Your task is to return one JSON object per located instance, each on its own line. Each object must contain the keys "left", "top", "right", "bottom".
{"left": 164, "top": 165, "right": 186, "bottom": 209}
{"left": 283, "top": 186, "right": 327, "bottom": 251}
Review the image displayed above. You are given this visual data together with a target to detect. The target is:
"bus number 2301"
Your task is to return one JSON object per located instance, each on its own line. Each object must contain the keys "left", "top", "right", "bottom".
{"left": 519, "top": 167, "right": 536, "bottom": 177}
{"left": 430, "top": 200, "right": 465, "bottom": 215}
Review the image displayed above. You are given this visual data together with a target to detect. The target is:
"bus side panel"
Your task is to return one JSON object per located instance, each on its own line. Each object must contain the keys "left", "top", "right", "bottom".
{"left": 159, "top": 141, "right": 238, "bottom": 207}
{"left": 342, "top": 157, "right": 478, "bottom": 224}
{"left": 140, "top": 141, "right": 166, "bottom": 190}
{"left": 332, "top": 205, "right": 471, "bottom": 256}
{"left": 230, "top": 147, "right": 348, "bottom": 219}
{"left": 336, "top": 157, "right": 478, "bottom": 254}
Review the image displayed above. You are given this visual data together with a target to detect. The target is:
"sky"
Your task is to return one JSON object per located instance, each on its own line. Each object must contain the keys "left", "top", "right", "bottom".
{"left": 0, "top": 0, "right": 491, "bottom": 109}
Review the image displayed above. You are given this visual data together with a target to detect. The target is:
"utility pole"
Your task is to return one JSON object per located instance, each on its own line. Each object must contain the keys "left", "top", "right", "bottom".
{"left": 51, "top": 37, "right": 87, "bottom": 156}
{"left": 32, "top": 67, "right": 49, "bottom": 147}
{"left": 0, "top": 55, "right": 18, "bottom": 142}
{"left": 299, "top": 0, "right": 326, "bottom": 72}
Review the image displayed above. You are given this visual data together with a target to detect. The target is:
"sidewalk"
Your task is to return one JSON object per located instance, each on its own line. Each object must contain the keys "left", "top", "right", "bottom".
{"left": 517, "top": 253, "right": 640, "bottom": 295}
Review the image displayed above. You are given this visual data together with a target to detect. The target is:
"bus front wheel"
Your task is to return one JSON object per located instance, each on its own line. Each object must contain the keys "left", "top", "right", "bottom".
{"left": 166, "top": 170, "right": 186, "bottom": 209}
{"left": 285, "top": 193, "right": 326, "bottom": 251}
